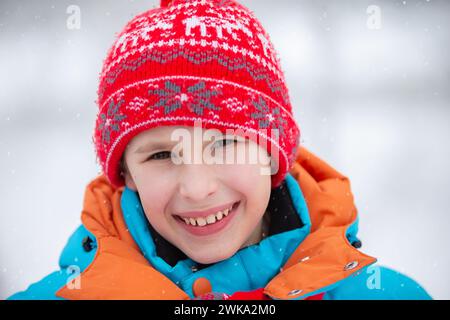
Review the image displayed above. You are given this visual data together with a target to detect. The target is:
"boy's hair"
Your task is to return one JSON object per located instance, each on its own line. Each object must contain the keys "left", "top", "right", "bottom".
{"left": 93, "top": 0, "right": 300, "bottom": 189}
{"left": 119, "top": 155, "right": 127, "bottom": 179}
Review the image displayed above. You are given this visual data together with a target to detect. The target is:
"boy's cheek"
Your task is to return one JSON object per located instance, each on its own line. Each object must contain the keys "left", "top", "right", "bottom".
{"left": 221, "top": 163, "right": 272, "bottom": 192}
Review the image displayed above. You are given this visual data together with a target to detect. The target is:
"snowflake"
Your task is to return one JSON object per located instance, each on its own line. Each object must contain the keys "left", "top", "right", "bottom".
{"left": 148, "top": 80, "right": 223, "bottom": 116}
{"left": 250, "top": 96, "right": 287, "bottom": 136}
{"left": 98, "top": 99, "right": 127, "bottom": 144}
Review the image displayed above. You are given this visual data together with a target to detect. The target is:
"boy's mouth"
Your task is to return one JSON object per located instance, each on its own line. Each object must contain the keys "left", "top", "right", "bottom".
{"left": 174, "top": 201, "right": 239, "bottom": 226}
{"left": 173, "top": 201, "right": 241, "bottom": 236}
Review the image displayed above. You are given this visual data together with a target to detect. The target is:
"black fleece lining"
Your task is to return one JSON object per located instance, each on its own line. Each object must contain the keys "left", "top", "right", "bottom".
{"left": 144, "top": 179, "right": 304, "bottom": 268}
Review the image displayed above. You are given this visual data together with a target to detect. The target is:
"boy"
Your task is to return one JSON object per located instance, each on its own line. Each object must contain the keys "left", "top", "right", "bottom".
{"left": 8, "top": 0, "right": 431, "bottom": 300}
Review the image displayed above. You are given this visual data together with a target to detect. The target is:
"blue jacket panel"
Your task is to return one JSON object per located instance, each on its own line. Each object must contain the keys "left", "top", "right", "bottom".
{"left": 7, "top": 225, "right": 97, "bottom": 300}
{"left": 324, "top": 265, "right": 432, "bottom": 300}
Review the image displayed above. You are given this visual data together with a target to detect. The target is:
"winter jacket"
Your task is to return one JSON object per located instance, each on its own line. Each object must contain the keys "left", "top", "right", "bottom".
{"left": 7, "top": 147, "right": 432, "bottom": 300}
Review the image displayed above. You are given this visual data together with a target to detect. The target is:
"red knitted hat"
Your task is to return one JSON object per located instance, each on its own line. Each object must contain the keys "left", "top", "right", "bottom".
{"left": 94, "top": 0, "right": 300, "bottom": 189}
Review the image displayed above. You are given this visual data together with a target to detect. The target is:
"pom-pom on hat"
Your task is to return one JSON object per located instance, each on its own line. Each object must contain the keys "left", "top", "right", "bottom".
{"left": 94, "top": 0, "right": 300, "bottom": 188}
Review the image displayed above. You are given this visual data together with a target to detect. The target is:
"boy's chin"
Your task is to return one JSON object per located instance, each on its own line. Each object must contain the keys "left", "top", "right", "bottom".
{"left": 186, "top": 247, "right": 238, "bottom": 265}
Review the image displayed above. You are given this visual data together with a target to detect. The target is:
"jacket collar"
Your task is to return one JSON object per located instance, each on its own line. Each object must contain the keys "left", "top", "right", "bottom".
{"left": 56, "top": 146, "right": 377, "bottom": 300}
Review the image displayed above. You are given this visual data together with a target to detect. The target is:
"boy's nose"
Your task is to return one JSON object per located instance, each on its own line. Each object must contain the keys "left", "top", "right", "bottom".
{"left": 178, "top": 163, "right": 218, "bottom": 202}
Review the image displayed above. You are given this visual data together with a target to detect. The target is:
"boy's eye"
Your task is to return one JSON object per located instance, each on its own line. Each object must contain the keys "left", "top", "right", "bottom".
{"left": 146, "top": 139, "right": 239, "bottom": 161}
{"left": 146, "top": 151, "right": 172, "bottom": 161}
{"left": 214, "top": 138, "right": 239, "bottom": 149}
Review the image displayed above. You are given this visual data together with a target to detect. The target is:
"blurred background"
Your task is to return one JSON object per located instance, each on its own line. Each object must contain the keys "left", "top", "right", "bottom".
{"left": 1, "top": 0, "right": 449, "bottom": 299}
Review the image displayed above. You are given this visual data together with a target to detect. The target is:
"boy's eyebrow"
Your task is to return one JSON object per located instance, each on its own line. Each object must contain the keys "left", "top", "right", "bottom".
{"left": 134, "top": 132, "right": 230, "bottom": 153}
{"left": 134, "top": 140, "right": 173, "bottom": 153}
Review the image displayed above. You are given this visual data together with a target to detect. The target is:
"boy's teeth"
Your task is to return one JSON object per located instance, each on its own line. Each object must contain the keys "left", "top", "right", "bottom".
{"left": 196, "top": 217, "right": 207, "bottom": 227}
{"left": 180, "top": 202, "right": 236, "bottom": 227}
{"left": 206, "top": 214, "right": 216, "bottom": 224}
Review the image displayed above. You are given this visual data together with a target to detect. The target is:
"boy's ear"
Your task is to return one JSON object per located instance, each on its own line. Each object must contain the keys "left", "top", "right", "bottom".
{"left": 124, "top": 171, "right": 138, "bottom": 191}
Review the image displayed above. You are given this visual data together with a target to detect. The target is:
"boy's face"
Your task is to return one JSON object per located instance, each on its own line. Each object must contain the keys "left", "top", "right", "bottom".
{"left": 123, "top": 125, "right": 272, "bottom": 264}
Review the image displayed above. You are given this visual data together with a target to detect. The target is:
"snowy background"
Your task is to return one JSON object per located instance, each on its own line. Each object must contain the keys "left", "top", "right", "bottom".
{"left": 1, "top": 0, "right": 449, "bottom": 299}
